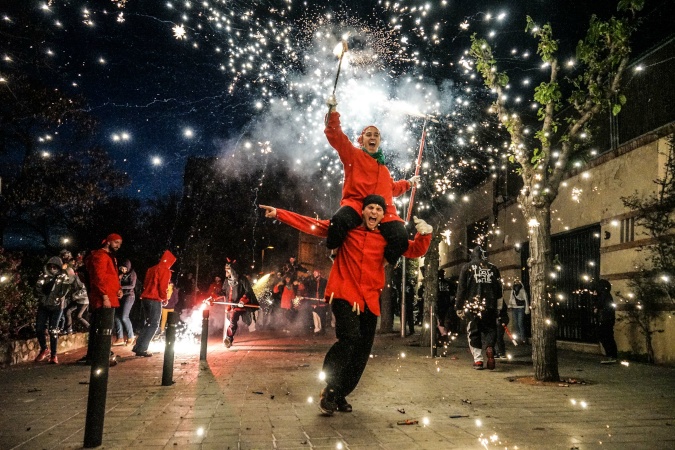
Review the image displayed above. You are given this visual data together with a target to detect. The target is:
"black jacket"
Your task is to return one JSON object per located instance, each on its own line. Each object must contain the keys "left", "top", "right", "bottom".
{"left": 455, "top": 247, "right": 503, "bottom": 311}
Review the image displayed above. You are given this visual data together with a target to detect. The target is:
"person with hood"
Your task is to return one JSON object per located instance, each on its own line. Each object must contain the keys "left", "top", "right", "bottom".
{"left": 114, "top": 259, "right": 137, "bottom": 346}
{"left": 133, "top": 250, "right": 176, "bottom": 357}
{"left": 507, "top": 280, "right": 530, "bottom": 344}
{"left": 220, "top": 259, "right": 258, "bottom": 348}
{"left": 260, "top": 194, "right": 432, "bottom": 416}
{"left": 455, "top": 245, "right": 503, "bottom": 370}
{"left": 34, "top": 256, "right": 76, "bottom": 363}
{"left": 594, "top": 279, "right": 617, "bottom": 364}
{"left": 324, "top": 95, "right": 420, "bottom": 265}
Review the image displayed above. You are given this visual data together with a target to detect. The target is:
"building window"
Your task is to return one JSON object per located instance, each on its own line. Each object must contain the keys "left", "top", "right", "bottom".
{"left": 620, "top": 217, "right": 635, "bottom": 243}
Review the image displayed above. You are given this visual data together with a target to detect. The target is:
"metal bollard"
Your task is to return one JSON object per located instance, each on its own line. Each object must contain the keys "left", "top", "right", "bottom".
{"left": 199, "top": 308, "right": 210, "bottom": 361}
{"left": 162, "top": 311, "right": 178, "bottom": 386}
{"left": 83, "top": 307, "right": 115, "bottom": 448}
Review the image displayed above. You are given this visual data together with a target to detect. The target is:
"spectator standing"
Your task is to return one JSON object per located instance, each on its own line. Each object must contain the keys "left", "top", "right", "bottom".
{"left": 455, "top": 246, "right": 503, "bottom": 371}
{"left": 507, "top": 280, "right": 530, "bottom": 344}
{"left": 159, "top": 282, "right": 180, "bottom": 335}
{"left": 273, "top": 274, "right": 298, "bottom": 331}
{"left": 64, "top": 267, "right": 89, "bottom": 334}
{"left": 306, "top": 269, "right": 329, "bottom": 334}
{"left": 594, "top": 279, "right": 617, "bottom": 364}
{"left": 114, "top": 259, "right": 137, "bottom": 346}
{"left": 34, "top": 256, "right": 75, "bottom": 364}
{"left": 81, "top": 234, "right": 123, "bottom": 364}
{"left": 133, "top": 250, "right": 176, "bottom": 357}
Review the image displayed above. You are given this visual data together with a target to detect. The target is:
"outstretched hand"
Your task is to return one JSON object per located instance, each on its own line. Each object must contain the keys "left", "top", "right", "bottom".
{"left": 326, "top": 95, "right": 338, "bottom": 108}
{"left": 259, "top": 204, "right": 277, "bottom": 218}
{"left": 408, "top": 175, "right": 421, "bottom": 188}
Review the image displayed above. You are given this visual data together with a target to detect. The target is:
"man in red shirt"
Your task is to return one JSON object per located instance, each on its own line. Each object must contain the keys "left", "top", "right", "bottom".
{"left": 80, "top": 233, "right": 123, "bottom": 364}
{"left": 260, "top": 194, "right": 432, "bottom": 416}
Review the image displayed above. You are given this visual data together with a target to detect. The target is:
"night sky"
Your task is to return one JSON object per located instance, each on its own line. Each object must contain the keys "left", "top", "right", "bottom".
{"left": 2, "top": 0, "right": 673, "bottom": 203}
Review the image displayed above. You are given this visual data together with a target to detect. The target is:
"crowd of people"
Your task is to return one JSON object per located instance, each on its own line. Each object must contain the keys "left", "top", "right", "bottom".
{"left": 29, "top": 91, "right": 618, "bottom": 421}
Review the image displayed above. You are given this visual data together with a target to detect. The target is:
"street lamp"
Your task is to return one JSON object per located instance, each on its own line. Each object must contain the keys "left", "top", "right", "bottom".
{"left": 61, "top": 237, "right": 70, "bottom": 246}
{"left": 261, "top": 246, "right": 274, "bottom": 273}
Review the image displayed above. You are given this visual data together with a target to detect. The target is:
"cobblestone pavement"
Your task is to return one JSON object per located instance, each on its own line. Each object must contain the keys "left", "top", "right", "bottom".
{"left": 1, "top": 328, "right": 674, "bottom": 450}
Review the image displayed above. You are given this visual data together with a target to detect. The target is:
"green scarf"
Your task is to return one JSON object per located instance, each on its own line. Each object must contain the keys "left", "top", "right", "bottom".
{"left": 362, "top": 147, "right": 385, "bottom": 165}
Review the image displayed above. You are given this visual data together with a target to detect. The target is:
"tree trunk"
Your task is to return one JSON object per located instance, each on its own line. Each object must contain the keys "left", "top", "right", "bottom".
{"left": 378, "top": 264, "right": 395, "bottom": 333}
{"left": 419, "top": 234, "right": 441, "bottom": 347}
{"left": 526, "top": 204, "right": 560, "bottom": 381}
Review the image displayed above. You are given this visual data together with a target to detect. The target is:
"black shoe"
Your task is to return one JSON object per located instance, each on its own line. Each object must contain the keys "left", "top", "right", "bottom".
{"left": 134, "top": 351, "right": 153, "bottom": 357}
{"left": 336, "top": 397, "right": 352, "bottom": 413}
{"left": 76, "top": 355, "right": 91, "bottom": 365}
{"left": 319, "top": 388, "right": 337, "bottom": 416}
{"left": 224, "top": 337, "right": 232, "bottom": 348}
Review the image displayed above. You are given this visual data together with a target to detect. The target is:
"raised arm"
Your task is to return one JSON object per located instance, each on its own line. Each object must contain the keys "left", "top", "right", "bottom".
{"left": 324, "top": 111, "right": 356, "bottom": 164}
{"left": 260, "top": 205, "right": 330, "bottom": 238}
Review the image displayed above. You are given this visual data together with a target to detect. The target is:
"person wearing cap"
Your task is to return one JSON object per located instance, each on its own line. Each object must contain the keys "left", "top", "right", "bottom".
{"left": 133, "top": 250, "right": 177, "bottom": 357}
{"left": 324, "top": 96, "right": 420, "bottom": 265}
{"left": 455, "top": 245, "right": 503, "bottom": 371}
{"left": 80, "top": 234, "right": 123, "bottom": 364}
{"left": 260, "top": 194, "right": 433, "bottom": 416}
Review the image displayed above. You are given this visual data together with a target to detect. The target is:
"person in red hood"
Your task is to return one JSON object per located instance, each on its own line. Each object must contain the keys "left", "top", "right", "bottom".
{"left": 260, "top": 194, "right": 433, "bottom": 416}
{"left": 133, "top": 250, "right": 177, "bottom": 357}
{"left": 324, "top": 96, "right": 420, "bottom": 265}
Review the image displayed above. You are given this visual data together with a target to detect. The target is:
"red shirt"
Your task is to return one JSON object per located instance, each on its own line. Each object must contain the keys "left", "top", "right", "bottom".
{"left": 86, "top": 249, "right": 121, "bottom": 309}
{"left": 325, "top": 112, "right": 410, "bottom": 223}
{"left": 276, "top": 209, "right": 431, "bottom": 316}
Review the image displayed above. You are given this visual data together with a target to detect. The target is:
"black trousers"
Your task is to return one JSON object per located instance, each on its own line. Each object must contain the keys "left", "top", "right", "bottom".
{"left": 597, "top": 323, "right": 617, "bottom": 358}
{"left": 327, "top": 206, "right": 409, "bottom": 264}
{"left": 467, "top": 309, "right": 498, "bottom": 351}
{"left": 323, "top": 299, "right": 378, "bottom": 399}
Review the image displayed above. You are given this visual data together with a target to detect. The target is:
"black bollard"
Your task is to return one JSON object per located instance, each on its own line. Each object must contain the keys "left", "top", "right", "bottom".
{"left": 199, "top": 308, "right": 210, "bottom": 361}
{"left": 83, "top": 307, "right": 115, "bottom": 448}
{"left": 162, "top": 311, "right": 178, "bottom": 386}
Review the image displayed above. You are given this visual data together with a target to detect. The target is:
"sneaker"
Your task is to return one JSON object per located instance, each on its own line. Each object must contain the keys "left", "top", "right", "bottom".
{"left": 600, "top": 358, "right": 617, "bottom": 364}
{"left": 336, "top": 397, "right": 352, "bottom": 413}
{"left": 498, "top": 354, "right": 508, "bottom": 360}
{"left": 486, "top": 347, "right": 495, "bottom": 370}
{"left": 473, "top": 361, "right": 484, "bottom": 370}
{"left": 319, "top": 388, "right": 337, "bottom": 416}
{"left": 224, "top": 337, "right": 232, "bottom": 348}
{"left": 34, "top": 349, "right": 49, "bottom": 362}
{"left": 134, "top": 351, "right": 153, "bottom": 357}
{"left": 49, "top": 355, "right": 59, "bottom": 364}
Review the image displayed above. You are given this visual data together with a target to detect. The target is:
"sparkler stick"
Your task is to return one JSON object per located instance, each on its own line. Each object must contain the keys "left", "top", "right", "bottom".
{"left": 405, "top": 117, "right": 428, "bottom": 223}
{"left": 204, "top": 296, "right": 260, "bottom": 309}
{"left": 331, "top": 40, "right": 349, "bottom": 97}
{"left": 502, "top": 323, "right": 518, "bottom": 346}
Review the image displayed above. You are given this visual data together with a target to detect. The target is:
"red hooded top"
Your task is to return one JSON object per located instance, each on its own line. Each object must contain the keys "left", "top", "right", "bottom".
{"left": 141, "top": 250, "right": 177, "bottom": 303}
{"left": 325, "top": 111, "right": 411, "bottom": 223}
{"left": 86, "top": 249, "right": 122, "bottom": 309}
{"left": 275, "top": 209, "right": 431, "bottom": 316}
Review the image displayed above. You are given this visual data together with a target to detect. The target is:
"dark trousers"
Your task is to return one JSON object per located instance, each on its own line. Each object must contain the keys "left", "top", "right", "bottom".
{"left": 225, "top": 309, "right": 246, "bottom": 341}
{"left": 467, "top": 309, "right": 498, "bottom": 353}
{"left": 323, "top": 299, "right": 378, "bottom": 399}
{"left": 114, "top": 295, "right": 135, "bottom": 340}
{"left": 327, "top": 206, "right": 409, "bottom": 264}
{"left": 36, "top": 306, "right": 63, "bottom": 356}
{"left": 495, "top": 320, "right": 506, "bottom": 355}
{"left": 65, "top": 302, "right": 89, "bottom": 330}
{"left": 134, "top": 299, "right": 162, "bottom": 353}
{"left": 597, "top": 323, "right": 618, "bottom": 358}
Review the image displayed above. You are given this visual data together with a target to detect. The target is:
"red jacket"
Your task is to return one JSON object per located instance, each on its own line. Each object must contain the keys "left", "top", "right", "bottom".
{"left": 273, "top": 282, "right": 296, "bottom": 310}
{"left": 140, "top": 250, "right": 176, "bottom": 303}
{"left": 276, "top": 209, "right": 431, "bottom": 316}
{"left": 325, "top": 112, "right": 410, "bottom": 223}
{"left": 86, "top": 249, "right": 121, "bottom": 309}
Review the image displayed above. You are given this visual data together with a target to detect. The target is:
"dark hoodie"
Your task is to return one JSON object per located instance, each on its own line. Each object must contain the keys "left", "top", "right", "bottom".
{"left": 119, "top": 259, "right": 137, "bottom": 298}
{"left": 140, "top": 250, "right": 177, "bottom": 302}
{"left": 455, "top": 246, "right": 503, "bottom": 311}
{"left": 35, "top": 256, "right": 75, "bottom": 310}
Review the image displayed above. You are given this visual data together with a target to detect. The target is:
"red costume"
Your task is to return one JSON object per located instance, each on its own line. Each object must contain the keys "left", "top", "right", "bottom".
{"left": 324, "top": 112, "right": 411, "bottom": 224}
{"left": 86, "top": 249, "right": 121, "bottom": 309}
{"left": 275, "top": 209, "right": 431, "bottom": 316}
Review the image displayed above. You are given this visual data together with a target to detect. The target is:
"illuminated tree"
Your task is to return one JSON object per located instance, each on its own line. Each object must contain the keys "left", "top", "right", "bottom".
{"left": 469, "top": 0, "right": 644, "bottom": 381}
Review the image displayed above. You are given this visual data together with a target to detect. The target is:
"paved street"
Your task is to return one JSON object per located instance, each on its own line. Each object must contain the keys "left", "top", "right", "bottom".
{"left": 1, "top": 327, "right": 674, "bottom": 450}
